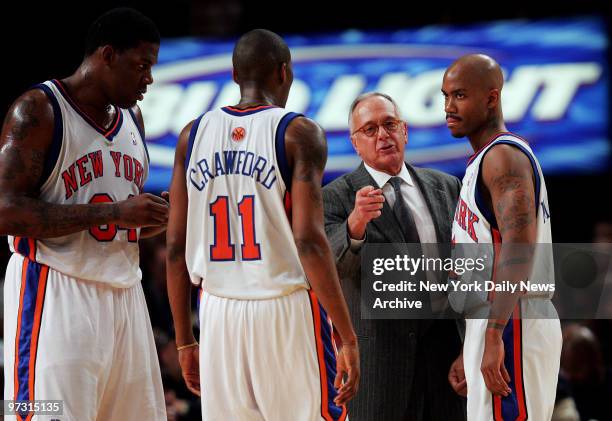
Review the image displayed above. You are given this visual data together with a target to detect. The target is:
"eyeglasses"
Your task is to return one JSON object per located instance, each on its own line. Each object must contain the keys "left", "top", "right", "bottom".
{"left": 351, "top": 119, "right": 404, "bottom": 138}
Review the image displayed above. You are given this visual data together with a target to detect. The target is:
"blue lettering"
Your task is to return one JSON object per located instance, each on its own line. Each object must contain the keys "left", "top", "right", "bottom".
{"left": 189, "top": 168, "right": 205, "bottom": 191}
{"left": 252, "top": 156, "right": 267, "bottom": 182}
{"left": 235, "top": 151, "right": 246, "bottom": 175}
{"left": 224, "top": 151, "right": 238, "bottom": 174}
{"left": 197, "top": 158, "right": 214, "bottom": 183}
{"left": 189, "top": 151, "right": 276, "bottom": 191}
{"left": 214, "top": 152, "right": 225, "bottom": 176}
{"left": 262, "top": 165, "right": 277, "bottom": 189}
{"left": 541, "top": 201, "right": 550, "bottom": 223}
{"left": 242, "top": 152, "right": 255, "bottom": 176}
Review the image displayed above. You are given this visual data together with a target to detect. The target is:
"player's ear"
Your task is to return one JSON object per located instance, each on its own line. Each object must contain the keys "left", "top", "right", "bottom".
{"left": 232, "top": 68, "right": 239, "bottom": 84}
{"left": 280, "top": 62, "right": 288, "bottom": 84}
{"left": 100, "top": 45, "right": 115, "bottom": 66}
{"left": 488, "top": 89, "right": 500, "bottom": 109}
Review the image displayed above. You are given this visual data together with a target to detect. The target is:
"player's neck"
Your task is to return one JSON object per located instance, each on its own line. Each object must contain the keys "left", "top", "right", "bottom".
{"left": 467, "top": 117, "right": 507, "bottom": 153}
{"left": 62, "top": 67, "right": 113, "bottom": 119}
{"left": 236, "top": 86, "right": 278, "bottom": 109}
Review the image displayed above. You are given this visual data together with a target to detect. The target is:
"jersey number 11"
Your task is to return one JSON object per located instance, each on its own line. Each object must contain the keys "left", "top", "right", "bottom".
{"left": 210, "top": 195, "right": 261, "bottom": 261}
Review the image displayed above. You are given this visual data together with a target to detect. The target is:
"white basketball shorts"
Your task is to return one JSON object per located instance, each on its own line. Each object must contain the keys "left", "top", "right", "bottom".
{"left": 3, "top": 253, "right": 166, "bottom": 421}
{"left": 463, "top": 300, "right": 562, "bottom": 421}
{"left": 198, "top": 288, "right": 348, "bottom": 421}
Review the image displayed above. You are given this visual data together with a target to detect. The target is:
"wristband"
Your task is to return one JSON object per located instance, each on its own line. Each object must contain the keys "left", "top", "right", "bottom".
{"left": 176, "top": 341, "right": 198, "bottom": 351}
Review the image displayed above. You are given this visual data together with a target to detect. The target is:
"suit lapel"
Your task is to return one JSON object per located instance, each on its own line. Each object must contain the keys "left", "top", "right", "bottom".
{"left": 406, "top": 164, "right": 451, "bottom": 244}
{"left": 347, "top": 163, "right": 406, "bottom": 244}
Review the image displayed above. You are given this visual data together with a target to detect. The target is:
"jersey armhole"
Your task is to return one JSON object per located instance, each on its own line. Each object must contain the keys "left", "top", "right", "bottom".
{"left": 475, "top": 140, "right": 542, "bottom": 229}
{"left": 184, "top": 114, "right": 205, "bottom": 174}
{"left": 31, "top": 83, "right": 63, "bottom": 190}
{"left": 127, "top": 108, "right": 150, "bottom": 165}
{"left": 274, "top": 112, "right": 303, "bottom": 192}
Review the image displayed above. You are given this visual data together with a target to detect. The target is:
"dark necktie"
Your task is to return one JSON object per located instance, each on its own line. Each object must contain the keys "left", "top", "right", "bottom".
{"left": 388, "top": 177, "right": 431, "bottom": 316}
{"left": 388, "top": 176, "right": 421, "bottom": 244}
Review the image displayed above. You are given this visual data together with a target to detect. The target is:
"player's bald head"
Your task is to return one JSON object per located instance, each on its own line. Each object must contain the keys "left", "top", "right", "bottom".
{"left": 232, "top": 29, "right": 291, "bottom": 85}
{"left": 442, "top": 54, "right": 505, "bottom": 139}
{"left": 444, "top": 54, "right": 503, "bottom": 92}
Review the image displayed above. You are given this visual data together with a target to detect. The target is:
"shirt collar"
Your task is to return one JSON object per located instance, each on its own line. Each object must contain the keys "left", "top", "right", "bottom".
{"left": 363, "top": 162, "right": 413, "bottom": 188}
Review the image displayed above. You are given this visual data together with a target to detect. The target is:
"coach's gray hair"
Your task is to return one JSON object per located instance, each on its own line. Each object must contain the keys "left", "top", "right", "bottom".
{"left": 348, "top": 92, "right": 401, "bottom": 130}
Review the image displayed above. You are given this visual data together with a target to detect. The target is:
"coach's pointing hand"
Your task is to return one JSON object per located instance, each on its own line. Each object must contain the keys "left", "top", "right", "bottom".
{"left": 347, "top": 186, "right": 384, "bottom": 240}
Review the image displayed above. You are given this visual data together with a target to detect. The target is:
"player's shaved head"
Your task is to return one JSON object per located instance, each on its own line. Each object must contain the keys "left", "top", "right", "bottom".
{"left": 442, "top": 54, "right": 506, "bottom": 140}
{"left": 445, "top": 54, "right": 504, "bottom": 92}
{"left": 233, "top": 29, "right": 291, "bottom": 84}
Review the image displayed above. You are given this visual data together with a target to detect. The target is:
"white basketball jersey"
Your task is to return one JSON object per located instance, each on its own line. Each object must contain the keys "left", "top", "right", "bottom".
{"left": 451, "top": 133, "right": 553, "bottom": 305}
{"left": 184, "top": 105, "right": 309, "bottom": 299}
{"left": 8, "top": 80, "right": 149, "bottom": 287}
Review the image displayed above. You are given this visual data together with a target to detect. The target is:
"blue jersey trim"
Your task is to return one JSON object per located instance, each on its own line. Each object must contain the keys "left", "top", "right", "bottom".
{"left": 274, "top": 112, "right": 303, "bottom": 192}
{"left": 185, "top": 114, "right": 204, "bottom": 174}
{"left": 104, "top": 110, "right": 123, "bottom": 141}
{"left": 475, "top": 140, "right": 542, "bottom": 229}
{"left": 127, "top": 108, "right": 150, "bottom": 163}
{"left": 32, "top": 83, "right": 63, "bottom": 189}
{"left": 50, "top": 79, "right": 123, "bottom": 141}
{"left": 467, "top": 131, "right": 529, "bottom": 168}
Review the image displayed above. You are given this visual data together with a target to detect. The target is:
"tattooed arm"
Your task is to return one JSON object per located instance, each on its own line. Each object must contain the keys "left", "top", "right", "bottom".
{"left": 285, "top": 116, "right": 359, "bottom": 404}
{"left": 479, "top": 143, "right": 537, "bottom": 396}
{"left": 0, "top": 90, "right": 168, "bottom": 238}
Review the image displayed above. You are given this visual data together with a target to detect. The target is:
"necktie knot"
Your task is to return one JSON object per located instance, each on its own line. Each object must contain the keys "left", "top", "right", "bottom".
{"left": 388, "top": 176, "right": 403, "bottom": 193}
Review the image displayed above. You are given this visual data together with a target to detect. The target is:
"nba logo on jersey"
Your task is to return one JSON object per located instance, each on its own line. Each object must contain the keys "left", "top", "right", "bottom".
{"left": 231, "top": 126, "right": 246, "bottom": 141}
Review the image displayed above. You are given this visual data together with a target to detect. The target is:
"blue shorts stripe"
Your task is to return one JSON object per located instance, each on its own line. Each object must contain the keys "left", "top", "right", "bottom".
{"left": 317, "top": 303, "right": 347, "bottom": 421}
{"left": 14, "top": 260, "right": 48, "bottom": 414}
{"left": 500, "top": 317, "right": 520, "bottom": 420}
{"left": 16, "top": 237, "right": 31, "bottom": 259}
{"left": 493, "top": 304, "right": 527, "bottom": 421}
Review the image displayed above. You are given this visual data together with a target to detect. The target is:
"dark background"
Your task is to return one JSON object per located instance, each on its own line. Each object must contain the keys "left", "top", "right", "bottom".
{"left": 1, "top": 1, "right": 611, "bottom": 420}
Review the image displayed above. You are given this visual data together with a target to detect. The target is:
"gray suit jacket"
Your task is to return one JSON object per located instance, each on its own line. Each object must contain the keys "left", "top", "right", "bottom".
{"left": 323, "top": 162, "right": 466, "bottom": 421}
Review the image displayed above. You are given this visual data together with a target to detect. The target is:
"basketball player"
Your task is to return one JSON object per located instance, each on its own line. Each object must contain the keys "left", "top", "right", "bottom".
{"left": 0, "top": 8, "right": 167, "bottom": 420}
{"left": 442, "top": 54, "right": 562, "bottom": 420}
{"left": 166, "top": 29, "right": 359, "bottom": 420}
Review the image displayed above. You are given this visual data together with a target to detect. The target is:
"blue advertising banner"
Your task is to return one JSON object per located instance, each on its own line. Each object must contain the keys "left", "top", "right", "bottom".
{"left": 141, "top": 17, "right": 608, "bottom": 191}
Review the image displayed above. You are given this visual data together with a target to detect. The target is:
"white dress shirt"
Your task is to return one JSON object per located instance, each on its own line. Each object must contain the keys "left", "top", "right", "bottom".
{"left": 349, "top": 163, "right": 437, "bottom": 249}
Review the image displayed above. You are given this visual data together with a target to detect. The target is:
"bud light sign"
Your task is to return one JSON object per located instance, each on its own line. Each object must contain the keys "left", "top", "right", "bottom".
{"left": 141, "top": 17, "right": 608, "bottom": 191}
